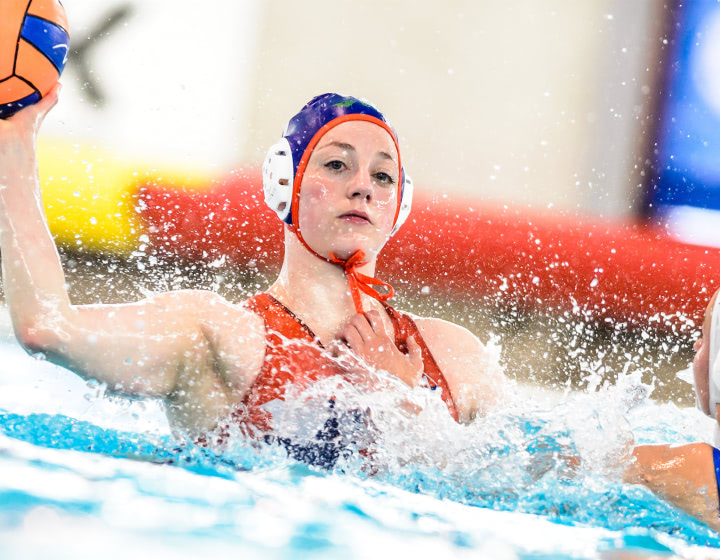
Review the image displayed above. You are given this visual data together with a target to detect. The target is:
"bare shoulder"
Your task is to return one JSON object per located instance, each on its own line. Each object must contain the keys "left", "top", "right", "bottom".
{"left": 192, "top": 292, "right": 265, "bottom": 332}
{"left": 412, "top": 316, "right": 494, "bottom": 379}
{"left": 412, "top": 316, "right": 483, "bottom": 354}
{"left": 144, "top": 288, "right": 231, "bottom": 310}
{"left": 412, "top": 315, "right": 507, "bottom": 421}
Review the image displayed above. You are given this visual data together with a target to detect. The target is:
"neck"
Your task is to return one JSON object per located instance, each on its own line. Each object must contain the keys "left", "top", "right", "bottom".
{"left": 268, "top": 229, "right": 382, "bottom": 336}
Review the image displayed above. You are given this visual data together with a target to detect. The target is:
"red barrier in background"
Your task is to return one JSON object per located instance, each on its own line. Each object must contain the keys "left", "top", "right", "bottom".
{"left": 138, "top": 170, "right": 283, "bottom": 271}
{"left": 138, "top": 171, "right": 720, "bottom": 332}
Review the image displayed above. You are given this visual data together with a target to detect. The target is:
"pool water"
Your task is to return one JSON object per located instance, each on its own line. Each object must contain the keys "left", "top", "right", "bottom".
{"left": 1, "top": 330, "right": 719, "bottom": 560}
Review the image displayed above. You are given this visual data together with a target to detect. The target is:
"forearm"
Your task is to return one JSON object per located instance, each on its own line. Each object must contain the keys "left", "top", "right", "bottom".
{"left": 0, "top": 152, "right": 72, "bottom": 342}
{"left": 626, "top": 443, "right": 720, "bottom": 531}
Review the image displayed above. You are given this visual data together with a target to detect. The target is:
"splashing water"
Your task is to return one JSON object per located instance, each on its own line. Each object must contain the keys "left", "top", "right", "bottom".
{"left": 217, "top": 358, "right": 720, "bottom": 547}
{"left": 1, "top": 333, "right": 720, "bottom": 559}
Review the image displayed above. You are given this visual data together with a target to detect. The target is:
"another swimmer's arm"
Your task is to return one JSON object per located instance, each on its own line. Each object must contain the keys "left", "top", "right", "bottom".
{"left": 415, "top": 318, "right": 508, "bottom": 423}
{"left": 625, "top": 443, "right": 720, "bottom": 531}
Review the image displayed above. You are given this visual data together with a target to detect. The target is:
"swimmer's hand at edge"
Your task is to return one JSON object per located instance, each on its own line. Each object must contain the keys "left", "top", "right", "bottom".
{"left": 330, "top": 310, "right": 424, "bottom": 388}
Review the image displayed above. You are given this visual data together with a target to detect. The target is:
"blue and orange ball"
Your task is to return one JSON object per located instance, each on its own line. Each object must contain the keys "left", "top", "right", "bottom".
{"left": 0, "top": 0, "right": 69, "bottom": 119}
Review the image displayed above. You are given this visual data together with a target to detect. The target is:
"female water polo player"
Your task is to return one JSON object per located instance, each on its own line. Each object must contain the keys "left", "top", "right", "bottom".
{"left": 0, "top": 88, "right": 506, "bottom": 443}
{"left": 1, "top": 86, "right": 720, "bottom": 527}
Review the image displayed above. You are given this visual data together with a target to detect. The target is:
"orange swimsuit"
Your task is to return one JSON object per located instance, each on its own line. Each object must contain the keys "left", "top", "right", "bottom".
{"left": 235, "top": 293, "right": 458, "bottom": 429}
{"left": 206, "top": 293, "right": 458, "bottom": 466}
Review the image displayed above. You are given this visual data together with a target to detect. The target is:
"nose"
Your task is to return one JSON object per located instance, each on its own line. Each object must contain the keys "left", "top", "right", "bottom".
{"left": 347, "top": 171, "right": 373, "bottom": 202}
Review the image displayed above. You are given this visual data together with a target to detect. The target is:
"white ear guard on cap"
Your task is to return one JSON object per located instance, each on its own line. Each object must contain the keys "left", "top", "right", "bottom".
{"left": 391, "top": 174, "right": 413, "bottom": 236}
{"left": 262, "top": 138, "right": 294, "bottom": 223}
{"left": 708, "top": 295, "right": 720, "bottom": 418}
{"left": 262, "top": 137, "right": 414, "bottom": 235}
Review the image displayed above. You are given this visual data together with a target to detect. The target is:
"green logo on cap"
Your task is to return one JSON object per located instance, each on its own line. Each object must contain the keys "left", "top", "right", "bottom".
{"left": 332, "top": 99, "right": 371, "bottom": 109}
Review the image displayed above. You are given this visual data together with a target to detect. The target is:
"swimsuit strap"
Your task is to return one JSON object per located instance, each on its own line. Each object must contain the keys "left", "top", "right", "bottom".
{"left": 251, "top": 293, "right": 323, "bottom": 346}
{"left": 382, "top": 304, "right": 460, "bottom": 422}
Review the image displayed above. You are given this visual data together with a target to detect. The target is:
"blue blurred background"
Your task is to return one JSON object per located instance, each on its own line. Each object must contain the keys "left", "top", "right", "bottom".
{"left": 650, "top": 0, "right": 720, "bottom": 247}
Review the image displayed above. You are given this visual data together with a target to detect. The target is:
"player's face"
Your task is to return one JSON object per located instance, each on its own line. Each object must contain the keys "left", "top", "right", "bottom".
{"left": 298, "top": 120, "right": 400, "bottom": 261}
{"left": 693, "top": 290, "right": 718, "bottom": 415}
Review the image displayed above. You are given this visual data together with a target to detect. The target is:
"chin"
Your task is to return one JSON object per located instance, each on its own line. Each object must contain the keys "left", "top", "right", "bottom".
{"left": 317, "top": 230, "right": 381, "bottom": 257}
{"left": 328, "top": 239, "right": 385, "bottom": 261}
{"left": 329, "top": 246, "right": 372, "bottom": 261}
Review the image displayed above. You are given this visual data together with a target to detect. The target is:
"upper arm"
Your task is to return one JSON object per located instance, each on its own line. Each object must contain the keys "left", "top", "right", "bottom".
{"left": 414, "top": 317, "right": 507, "bottom": 422}
{"left": 22, "top": 289, "right": 257, "bottom": 400}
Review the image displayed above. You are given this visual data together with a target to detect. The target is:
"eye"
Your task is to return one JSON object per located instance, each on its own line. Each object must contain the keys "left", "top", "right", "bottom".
{"left": 373, "top": 171, "right": 396, "bottom": 185}
{"left": 324, "top": 160, "right": 346, "bottom": 172}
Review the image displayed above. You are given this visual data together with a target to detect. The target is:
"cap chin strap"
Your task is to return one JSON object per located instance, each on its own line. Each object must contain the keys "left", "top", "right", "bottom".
{"left": 291, "top": 222, "right": 394, "bottom": 314}
{"left": 329, "top": 250, "right": 394, "bottom": 314}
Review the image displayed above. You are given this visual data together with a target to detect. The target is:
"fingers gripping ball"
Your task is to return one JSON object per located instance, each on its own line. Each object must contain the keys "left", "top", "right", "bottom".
{"left": 0, "top": 0, "right": 69, "bottom": 119}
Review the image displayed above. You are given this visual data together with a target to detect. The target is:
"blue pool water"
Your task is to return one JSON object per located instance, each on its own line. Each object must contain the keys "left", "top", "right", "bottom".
{"left": 1, "top": 327, "right": 719, "bottom": 559}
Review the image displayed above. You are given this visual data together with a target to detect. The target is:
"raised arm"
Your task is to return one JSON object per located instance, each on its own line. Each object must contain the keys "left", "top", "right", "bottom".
{"left": 0, "top": 87, "right": 69, "bottom": 342}
{"left": 0, "top": 87, "right": 200, "bottom": 396}
{"left": 0, "top": 87, "right": 264, "bottom": 426}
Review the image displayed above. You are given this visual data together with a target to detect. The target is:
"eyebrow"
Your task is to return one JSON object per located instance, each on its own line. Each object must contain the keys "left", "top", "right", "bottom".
{"left": 324, "top": 141, "right": 355, "bottom": 152}
{"left": 320, "top": 141, "right": 397, "bottom": 163}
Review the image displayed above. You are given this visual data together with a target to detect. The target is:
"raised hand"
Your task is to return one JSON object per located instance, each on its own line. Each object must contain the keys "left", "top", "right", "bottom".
{"left": 0, "top": 84, "right": 60, "bottom": 150}
{"left": 0, "top": 84, "right": 60, "bottom": 191}
{"left": 334, "top": 310, "right": 424, "bottom": 387}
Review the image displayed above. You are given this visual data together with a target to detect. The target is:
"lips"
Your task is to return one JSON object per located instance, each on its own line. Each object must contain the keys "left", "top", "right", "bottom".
{"left": 338, "top": 210, "right": 372, "bottom": 224}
